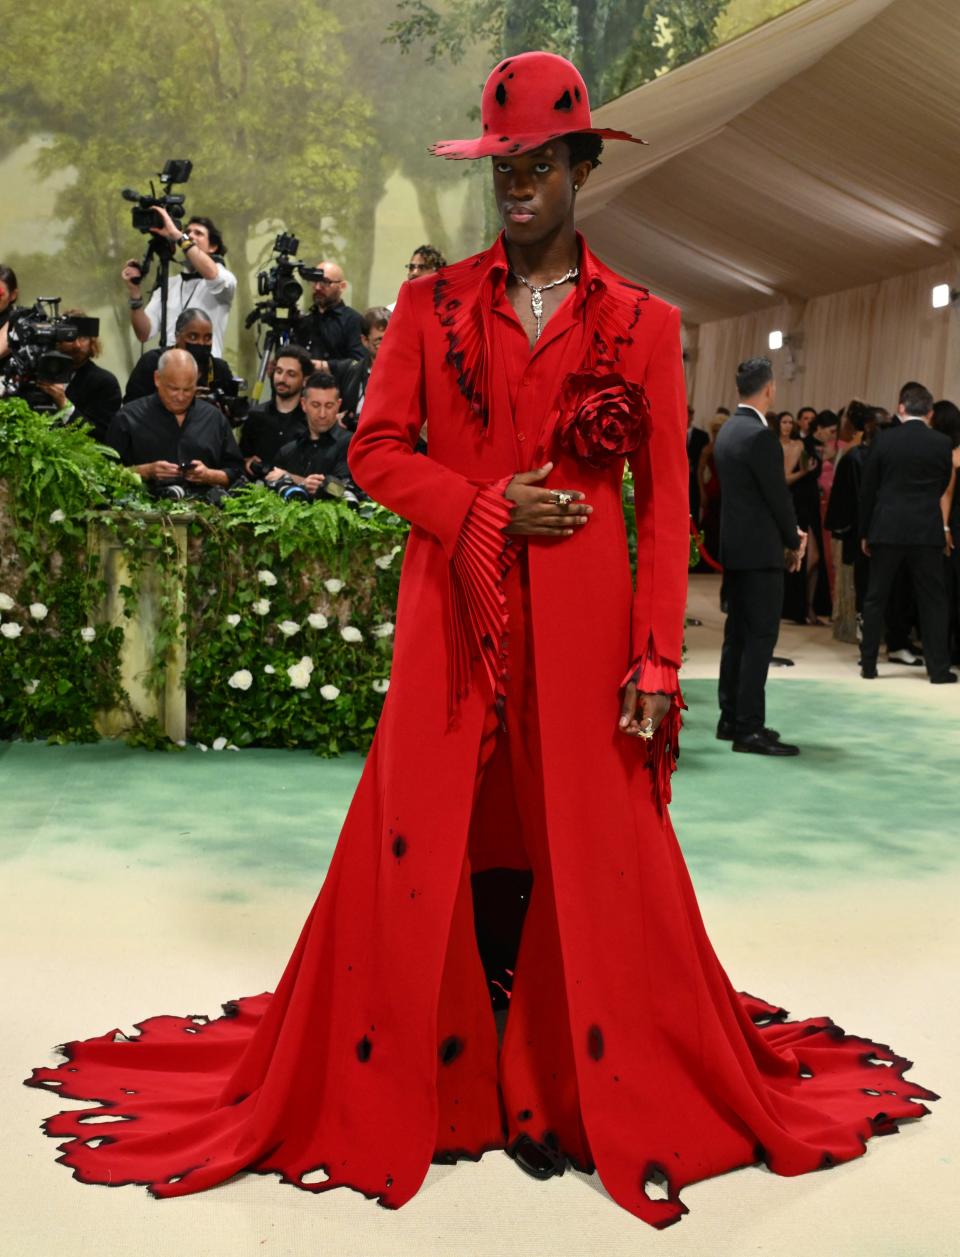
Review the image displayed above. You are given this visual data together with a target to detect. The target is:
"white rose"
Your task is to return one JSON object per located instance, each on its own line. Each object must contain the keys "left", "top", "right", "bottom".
{"left": 48, "top": 509, "right": 66, "bottom": 524}
{"left": 79, "top": 626, "right": 96, "bottom": 643}
{"left": 307, "top": 612, "right": 328, "bottom": 630}
{"left": 24, "top": 679, "right": 40, "bottom": 694}
{"left": 212, "top": 736, "right": 228, "bottom": 751}
{"left": 319, "top": 684, "right": 340, "bottom": 701}
{"left": 198, "top": 742, "right": 209, "bottom": 752}
{"left": 340, "top": 625, "right": 363, "bottom": 643}
{"left": 264, "top": 664, "right": 276, "bottom": 675}
{"left": 1, "top": 622, "right": 23, "bottom": 639}
{"left": 0, "top": 594, "right": 14, "bottom": 612}
{"left": 225, "top": 613, "right": 241, "bottom": 626}
{"left": 324, "top": 578, "right": 345, "bottom": 594}
{"left": 29, "top": 603, "right": 49, "bottom": 620}
{"left": 298, "top": 655, "right": 315, "bottom": 672}
{"left": 278, "top": 620, "right": 300, "bottom": 637}
{"left": 227, "top": 669, "right": 253, "bottom": 691}
{"left": 287, "top": 661, "right": 313, "bottom": 689}
{"left": 257, "top": 570, "right": 278, "bottom": 586}
{"left": 372, "top": 621, "right": 394, "bottom": 638}
{"left": 374, "top": 545, "right": 402, "bottom": 570}
{"left": 252, "top": 598, "right": 271, "bottom": 616}
{"left": 372, "top": 678, "right": 390, "bottom": 694}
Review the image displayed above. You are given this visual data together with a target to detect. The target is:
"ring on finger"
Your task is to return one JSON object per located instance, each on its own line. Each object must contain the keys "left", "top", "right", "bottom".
{"left": 552, "top": 490, "right": 575, "bottom": 506}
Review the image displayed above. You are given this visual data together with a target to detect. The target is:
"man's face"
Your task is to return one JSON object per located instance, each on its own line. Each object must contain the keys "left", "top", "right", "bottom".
{"left": 312, "top": 262, "right": 346, "bottom": 310}
{"left": 362, "top": 324, "right": 387, "bottom": 360}
{"left": 492, "top": 143, "right": 589, "bottom": 246}
{"left": 272, "top": 356, "right": 305, "bottom": 399}
{"left": 797, "top": 409, "right": 815, "bottom": 435}
{"left": 60, "top": 336, "right": 92, "bottom": 367}
{"left": 175, "top": 318, "right": 214, "bottom": 349}
{"left": 303, "top": 387, "right": 340, "bottom": 434}
{"left": 155, "top": 361, "right": 198, "bottom": 416}
{"left": 406, "top": 253, "right": 436, "bottom": 282}
{"left": 0, "top": 280, "right": 16, "bottom": 312}
{"left": 186, "top": 221, "right": 217, "bottom": 256}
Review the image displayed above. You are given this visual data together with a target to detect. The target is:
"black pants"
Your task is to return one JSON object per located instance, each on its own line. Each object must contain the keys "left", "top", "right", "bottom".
{"left": 718, "top": 568, "right": 783, "bottom": 737}
{"left": 860, "top": 544, "right": 950, "bottom": 679}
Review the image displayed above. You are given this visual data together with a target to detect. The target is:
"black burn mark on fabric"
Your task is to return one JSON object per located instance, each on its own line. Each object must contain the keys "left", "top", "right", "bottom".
{"left": 498, "top": 136, "right": 509, "bottom": 142}
{"left": 498, "top": 59, "right": 512, "bottom": 73}
{"left": 574, "top": 86, "right": 582, "bottom": 102}
{"left": 356, "top": 1035, "right": 373, "bottom": 1063}
{"left": 391, "top": 835, "right": 407, "bottom": 859}
{"left": 517, "top": 1109, "right": 532, "bottom": 1122}
{"left": 439, "top": 1036, "right": 464, "bottom": 1066}
{"left": 495, "top": 83, "right": 507, "bottom": 106}
{"left": 554, "top": 89, "right": 573, "bottom": 111}
{"left": 587, "top": 1025, "right": 604, "bottom": 1061}
{"left": 221, "top": 1000, "right": 240, "bottom": 1018}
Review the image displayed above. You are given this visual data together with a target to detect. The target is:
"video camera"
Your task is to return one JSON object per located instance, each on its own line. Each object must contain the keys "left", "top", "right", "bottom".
{"left": 0, "top": 299, "right": 99, "bottom": 401}
{"left": 245, "top": 458, "right": 359, "bottom": 506}
{"left": 206, "top": 375, "right": 250, "bottom": 424}
{"left": 246, "top": 232, "right": 324, "bottom": 331}
{"left": 121, "top": 159, "right": 192, "bottom": 234}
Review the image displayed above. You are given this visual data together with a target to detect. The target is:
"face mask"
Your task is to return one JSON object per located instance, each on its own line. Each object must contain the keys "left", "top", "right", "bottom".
{"left": 184, "top": 343, "right": 212, "bottom": 373}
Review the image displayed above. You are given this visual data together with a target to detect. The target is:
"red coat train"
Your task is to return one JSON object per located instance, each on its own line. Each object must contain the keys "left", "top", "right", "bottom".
{"left": 26, "top": 234, "right": 935, "bottom": 1228}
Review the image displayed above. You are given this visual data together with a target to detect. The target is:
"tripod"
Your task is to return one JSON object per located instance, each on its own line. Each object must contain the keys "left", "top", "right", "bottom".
{"left": 136, "top": 234, "right": 179, "bottom": 349}
{"left": 245, "top": 303, "right": 300, "bottom": 402}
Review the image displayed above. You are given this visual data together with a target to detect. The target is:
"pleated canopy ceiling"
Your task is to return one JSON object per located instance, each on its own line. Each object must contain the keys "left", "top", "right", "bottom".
{"left": 578, "top": 0, "right": 960, "bottom": 327}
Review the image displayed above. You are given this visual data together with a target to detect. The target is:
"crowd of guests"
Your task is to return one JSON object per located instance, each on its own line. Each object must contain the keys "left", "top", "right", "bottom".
{"left": 0, "top": 225, "right": 449, "bottom": 503}
{"left": 689, "top": 381, "right": 960, "bottom": 679}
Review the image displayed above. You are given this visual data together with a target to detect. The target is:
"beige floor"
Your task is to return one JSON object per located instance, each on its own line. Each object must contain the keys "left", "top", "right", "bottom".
{"left": 3, "top": 576, "right": 957, "bottom": 1257}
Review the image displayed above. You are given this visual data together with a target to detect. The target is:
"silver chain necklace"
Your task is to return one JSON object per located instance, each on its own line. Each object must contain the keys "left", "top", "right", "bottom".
{"left": 510, "top": 266, "right": 579, "bottom": 340}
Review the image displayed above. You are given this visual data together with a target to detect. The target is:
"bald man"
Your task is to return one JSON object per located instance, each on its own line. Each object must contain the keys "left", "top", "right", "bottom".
{"left": 293, "top": 258, "right": 365, "bottom": 376}
{"left": 106, "top": 347, "right": 244, "bottom": 493}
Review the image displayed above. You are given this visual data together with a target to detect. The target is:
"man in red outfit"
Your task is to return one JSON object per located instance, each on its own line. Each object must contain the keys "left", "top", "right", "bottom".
{"left": 28, "top": 51, "right": 935, "bottom": 1232}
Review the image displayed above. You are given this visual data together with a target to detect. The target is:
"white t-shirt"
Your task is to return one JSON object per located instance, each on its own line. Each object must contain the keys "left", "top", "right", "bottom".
{"left": 144, "top": 262, "right": 237, "bottom": 356}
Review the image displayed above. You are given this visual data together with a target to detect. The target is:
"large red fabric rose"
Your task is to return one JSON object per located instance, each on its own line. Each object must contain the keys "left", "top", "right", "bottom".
{"left": 554, "top": 370, "right": 651, "bottom": 469}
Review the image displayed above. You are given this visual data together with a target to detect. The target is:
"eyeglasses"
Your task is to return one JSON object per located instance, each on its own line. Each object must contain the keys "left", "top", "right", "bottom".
{"left": 405, "top": 262, "right": 430, "bottom": 274}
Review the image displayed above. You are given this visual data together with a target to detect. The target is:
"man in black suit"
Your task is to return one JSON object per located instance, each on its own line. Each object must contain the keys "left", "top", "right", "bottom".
{"left": 35, "top": 310, "right": 122, "bottom": 442}
{"left": 859, "top": 381, "right": 955, "bottom": 683}
{"left": 714, "top": 358, "right": 806, "bottom": 755}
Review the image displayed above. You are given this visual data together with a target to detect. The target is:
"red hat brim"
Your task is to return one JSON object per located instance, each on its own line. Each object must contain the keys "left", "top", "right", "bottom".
{"left": 429, "top": 127, "right": 647, "bottom": 160}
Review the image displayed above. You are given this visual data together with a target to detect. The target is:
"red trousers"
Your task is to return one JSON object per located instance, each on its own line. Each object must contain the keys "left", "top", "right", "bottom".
{"left": 435, "top": 549, "right": 592, "bottom": 1167}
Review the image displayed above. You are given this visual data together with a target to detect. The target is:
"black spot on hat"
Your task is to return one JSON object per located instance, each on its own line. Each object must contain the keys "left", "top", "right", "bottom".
{"left": 497, "top": 137, "right": 509, "bottom": 144}
{"left": 439, "top": 1035, "right": 464, "bottom": 1065}
{"left": 574, "top": 86, "right": 582, "bottom": 102}
{"left": 587, "top": 1024, "right": 604, "bottom": 1061}
{"left": 554, "top": 89, "right": 573, "bottom": 111}
{"left": 495, "top": 82, "right": 507, "bottom": 106}
{"left": 356, "top": 1035, "right": 373, "bottom": 1063}
{"left": 517, "top": 1108, "right": 532, "bottom": 1122}
{"left": 498, "top": 59, "right": 512, "bottom": 73}
{"left": 392, "top": 835, "right": 407, "bottom": 859}
{"left": 483, "top": 123, "right": 489, "bottom": 132}
{"left": 509, "top": 144, "right": 521, "bottom": 153}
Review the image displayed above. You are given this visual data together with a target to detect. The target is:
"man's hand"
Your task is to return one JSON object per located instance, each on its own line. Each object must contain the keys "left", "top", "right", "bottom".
{"left": 311, "top": 358, "right": 329, "bottom": 373}
{"left": 619, "top": 683, "right": 671, "bottom": 738}
{"left": 38, "top": 381, "right": 68, "bottom": 410}
{"left": 504, "top": 462, "right": 592, "bottom": 537}
{"left": 185, "top": 460, "right": 214, "bottom": 485}
{"left": 149, "top": 205, "right": 182, "bottom": 242}
{"left": 304, "top": 473, "right": 325, "bottom": 494}
{"left": 121, "top": 258, "right": 143, "bottom": 293}
{"left": 861, "top": 538, "right": 872, "bottom": 558}
{"left": 265, "top": 466, "right": 290, "bottom": 483}
{"left": 138, "top": 460, "right": 180, "bottom": 481}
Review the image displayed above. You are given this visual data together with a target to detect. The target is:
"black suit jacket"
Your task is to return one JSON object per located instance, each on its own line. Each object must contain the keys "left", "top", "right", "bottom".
{"left": 686, "top": 425, "right": 709, "bottom": 514}
{"left": 859, "top": 421, "right": 951, "bottom": 547}
{"left": 714, "top": 406, "right": 799, "bottom": 569}
{"left": 66, "top": 359, "right": 122, "bottom": 443}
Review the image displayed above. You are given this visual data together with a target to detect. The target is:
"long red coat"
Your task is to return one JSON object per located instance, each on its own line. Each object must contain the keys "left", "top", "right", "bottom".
{"left": 27, "top": 235, "right": 934, "bottom": 1228}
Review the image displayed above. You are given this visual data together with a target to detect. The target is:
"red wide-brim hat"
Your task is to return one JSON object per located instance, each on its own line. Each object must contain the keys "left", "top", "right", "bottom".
{"left": 430, "top": 50, "right": 646, "bottom": 160}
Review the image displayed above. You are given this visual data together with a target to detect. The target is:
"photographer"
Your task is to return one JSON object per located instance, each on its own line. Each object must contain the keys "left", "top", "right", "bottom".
{"left": 123, "top": 308, "right": 235, "bottom": 403}
{"left": 292, "top": 260, "right": 364, "bottom": 375}
{"left": 121, "top": 213, "right": 236, "bottom": 356}
{"left": 0, "top": 265, "right": 18, "bottom": 359}
{"left": 334, "top": 306, "right": 389, "bottom": 432}
{"left": 106, "top": 347, "right": 243, "bottom": 493}
{"left": 266, "top": 371, "right": 352, "bottom": 494}
{"left": 240, "top": 344, "right": 310, "bottom": 465}
{"left": 33, "top": 309, "right": 122, "bottom": 441}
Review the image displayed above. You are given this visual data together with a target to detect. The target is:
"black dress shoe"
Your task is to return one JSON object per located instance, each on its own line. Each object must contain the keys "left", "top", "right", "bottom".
{"left": 506, "top": 1135, "right": 566, "bottom": 1180}
{"left": 717, "top": 721, "right": 780, "bottom": 742}
{"left": 930, "top": 671, "right": 958, "bottom": 685}
{"left": 860, "top": 661, "right": 878, "bottom": 679}
{"left": 732, "top": 731, "right": 799, "bottom": 756}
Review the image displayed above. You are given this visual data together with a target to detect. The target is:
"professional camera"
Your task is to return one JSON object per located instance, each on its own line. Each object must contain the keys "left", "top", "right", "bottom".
{"left": 0, "top": 300, "right": 99, "bottom": 402}
{"left": 121, "top": 159, "right": 192, "bottom": 234}
{"left": 252, "top": 232, "right": 325, "bottom": 314}
{"left": 206, "top": 375, "right": 250, "bottom": 424}
{"left": 245, "top": 457, "right": 312, "bottom": 503}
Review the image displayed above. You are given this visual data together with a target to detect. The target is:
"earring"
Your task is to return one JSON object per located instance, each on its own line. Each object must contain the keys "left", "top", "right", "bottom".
{"left": 573, "top": 183, "right": 580, "bottom": 191}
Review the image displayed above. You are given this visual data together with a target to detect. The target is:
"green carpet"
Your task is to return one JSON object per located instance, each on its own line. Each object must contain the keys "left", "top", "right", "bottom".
{"left": 2, "top": 679, "right": 956, "bottom": 898}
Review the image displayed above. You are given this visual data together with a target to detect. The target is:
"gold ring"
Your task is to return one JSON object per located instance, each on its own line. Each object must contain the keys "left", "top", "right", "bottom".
{"left": 553, "top": 490, "right": 574, "bottom": 506}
